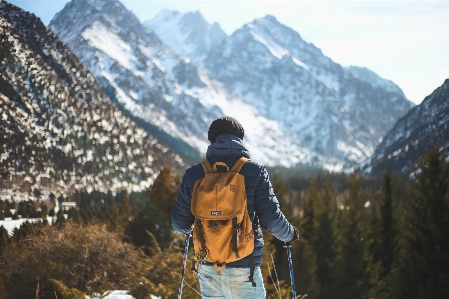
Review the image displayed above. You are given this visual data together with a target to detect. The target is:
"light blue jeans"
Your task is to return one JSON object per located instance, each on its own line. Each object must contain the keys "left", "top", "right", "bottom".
{"left": 197, "top": 264, "right": 266, "bottom": 299}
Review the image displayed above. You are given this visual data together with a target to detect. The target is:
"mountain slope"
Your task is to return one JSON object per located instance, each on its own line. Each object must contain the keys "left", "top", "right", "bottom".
{"left": 49, "top": 0, "right": 317, "bottom": 167}
{"left": 365, "top": 79, "right": 449, "bottom": 176}
{"left": 50, "top": 1, "right": 413, "bottom": 171}
{"left": 202, "top": 15, "right": 415, "bottom": 170}
{"left": 0, "top": 1, "right": 186, "bottom": 201}
{"left": 144, "top": 9, "right": 227, "bottom": 67}
{"left": 345, "top": 66, "right": 405, "bottom": 95}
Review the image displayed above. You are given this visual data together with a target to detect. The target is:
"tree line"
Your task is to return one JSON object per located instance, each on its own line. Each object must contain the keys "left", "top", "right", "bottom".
{"left": 267, "top": 145, "right": 449, "bottom": 299}
{"left": 1, "top": 146, "right": 448, "bottom": 298}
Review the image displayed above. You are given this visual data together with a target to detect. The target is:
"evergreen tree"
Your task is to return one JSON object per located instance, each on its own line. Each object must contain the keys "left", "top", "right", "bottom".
{"left": 3, "top": 207, "right": 12, "bottom": 218}
{"left": 0, "top": 226, "right": 9, "bottom": 256}
{"left": 378, "top": 167, "right": 395, "bottom": 276}
{"left": 393, "top": 146, "right": 449, "bottom": 299}
{"left": 108, "top": 194, "right": 132, "bottom": 233}
{"left": 146, "top": 165, "right": 180, "bottom": 222}
{"left": 314, "top": 178, "right": 338, "bottom": 299}
{"left": 264, "top": 176, "right": 320, "bottom": 299}
{"left": 126, "top": 207, "right": 169, "bottom": 256}
{"left": 334, "top": 172, "right": 371, "bottom": 299}
{"left": 67, "top": 208, "right": 83, "bottom": 224}
{"left": 272, "top": 175, "right": 295, "bottom": 220}
{"left": 302, "top": 180, "right": 320, "bottom": 243}
{"left": 0, "top": 276, "right": 6, "bottom": 299}
{"left": 55, "top": 207, "right": 66, "bottom": 226}
{"left": 367, "top": 166, "right": 399, "bottom": 299}
{"left": 292, "top": 238, "right": 321, "bottom": 299}
{"left": 39, "top": 202, "right": 48, "bottom": 218}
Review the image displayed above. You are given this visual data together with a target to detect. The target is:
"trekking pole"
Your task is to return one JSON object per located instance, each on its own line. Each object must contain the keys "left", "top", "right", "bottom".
{"left": 178, "top": 233, "right": 191, "bottom": 299}
{"left": 284, "top": 243, "right": 297, "bottom": 299}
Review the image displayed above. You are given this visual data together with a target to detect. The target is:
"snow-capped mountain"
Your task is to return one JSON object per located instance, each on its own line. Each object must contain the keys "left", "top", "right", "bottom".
{"left": 49, "top": 0, "right": 318, "bottom": 167}
{"left": 49, "top": 0, "right": 413, "bottom": 171}
{"left": 201, "top": 15, "right": 415, "bottom": 170}
{"left": 0, "top": 1, "right": 186, "bottom": 201}
{"left": 365, "top": 79, "right": 449, "bottom": 176}
{"left": 144, "top": 9, "right": 227, "bottom": 67}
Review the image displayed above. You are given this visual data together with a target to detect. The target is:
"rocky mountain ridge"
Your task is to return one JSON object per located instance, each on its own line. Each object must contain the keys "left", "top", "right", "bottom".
{"left": 201, "top": 14, "right": 415, "bottom": 169}
{"left": 144, "top": 9, "right": 227, "bottom": 67}
{"left": 0, "top": 1, "right": 186, "bottom": 201}
{"left": 49, "top": 0, "right": 317, "bottom": 167}
{"left": 50, "top": 1, "right": 414, "bottom": 171}
{"left": 365, "top": 79, "right": 449, "bottom": 176}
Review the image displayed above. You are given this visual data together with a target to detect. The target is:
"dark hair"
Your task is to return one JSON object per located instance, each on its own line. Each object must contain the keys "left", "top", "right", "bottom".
{"left": 208, "top": 116, "right": 244, "bottom": 143}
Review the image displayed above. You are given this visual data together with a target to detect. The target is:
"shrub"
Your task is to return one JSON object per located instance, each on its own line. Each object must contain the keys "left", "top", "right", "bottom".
{"left": 0, "top": 222, "right": 150, "bottom": 298}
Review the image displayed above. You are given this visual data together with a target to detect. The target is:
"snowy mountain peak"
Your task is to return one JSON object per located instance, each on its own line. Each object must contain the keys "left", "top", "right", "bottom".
{"left": 184, "top": 10, "right": 206, "bottom": 22}
{"left": 50, "top": 2, "right": 320, "bottom": 168}
{"left": 52, "top": 0, "right": 162, "bottom": 48}
{"left": 144, "top": 9, "right": 227, "bottom": 65}
{"left": 179, "top": 10, "right": 210, "bottom": 33}
{"left": 210, "top": 22, "right": 222, "bottom": 30}
{"left": 48, "top": 2, "right": 414, "bottom": 172}
{"left": 84, "top": 0, "right": 122, "bottom": 10}
{"left": 262, "top": 14, "right": 277, "bottom": 21}
{"left": 247, "top": 14, "right": 302, "bottom": 40}
{"left": 234, "top": 14, "right": 326, "bottom": 69}
{"left": 203, "top": 13, "right": 414, "bottom": 170}
{"left": 150, "top": 9, "right": 181, "bottom": 23}
{"left": 254, "top": 14, "right": 283, "bottom": 28}
{"left": 59, "top": 0, "right": 135, "bottom": 21}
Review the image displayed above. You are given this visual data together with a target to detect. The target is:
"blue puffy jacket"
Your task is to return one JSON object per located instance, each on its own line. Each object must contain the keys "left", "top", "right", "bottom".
{"left": 172, "top": 133, "right": 295, "bottom": 267}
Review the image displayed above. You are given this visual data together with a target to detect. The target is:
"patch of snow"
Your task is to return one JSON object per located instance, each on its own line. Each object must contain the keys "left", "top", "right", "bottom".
{"left": 144, "top": 10, "right": 194, "bottom": 57}
{"left": 102, "top": 290, "right": 133, "bottom": 299}
{"left": 313, "top": 71, "right": 340, "bottom": 93}
{"left": 291, "top": 57, "right": 308, "bottom": 69}
{"left": 0, "top": 152, "right": 8, "bottom": 162}
{"left": 248, "top": 23, "right": 289, "bottom": 59}
{"left": 82, "top": 21, "right": 136, "bottom": 70}
{"left": 0, "top": 216, "right": 56, "bottom": 235}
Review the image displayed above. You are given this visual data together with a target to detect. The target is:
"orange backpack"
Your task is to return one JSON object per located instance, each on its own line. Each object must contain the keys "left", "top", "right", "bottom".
{"left": 191, "top": 157, "right": 254, "bottom": 274}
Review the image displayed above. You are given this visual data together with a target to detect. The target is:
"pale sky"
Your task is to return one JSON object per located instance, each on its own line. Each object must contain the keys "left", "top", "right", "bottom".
{"left": 6, "top": 0, "right": 449, "bottom": 104}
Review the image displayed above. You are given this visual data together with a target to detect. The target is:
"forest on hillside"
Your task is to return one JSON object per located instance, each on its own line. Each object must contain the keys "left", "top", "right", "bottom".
{"left": 1, "top": 146, "right": 448, "bottom": 299}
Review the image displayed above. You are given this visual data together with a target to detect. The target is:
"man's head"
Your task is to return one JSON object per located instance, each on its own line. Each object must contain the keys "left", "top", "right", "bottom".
{"left": 208, "top": 116, "right": 244, "bottom": 144}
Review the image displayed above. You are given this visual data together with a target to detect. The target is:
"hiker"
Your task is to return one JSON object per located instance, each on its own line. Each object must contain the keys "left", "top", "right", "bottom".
{"left": 172, "top": 116, "right": 299, "bottom": 299}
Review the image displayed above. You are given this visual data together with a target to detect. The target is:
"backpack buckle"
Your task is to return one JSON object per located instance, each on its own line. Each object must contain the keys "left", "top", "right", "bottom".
{"left": 212, "top": 220, "right": 218, "bottom": 229}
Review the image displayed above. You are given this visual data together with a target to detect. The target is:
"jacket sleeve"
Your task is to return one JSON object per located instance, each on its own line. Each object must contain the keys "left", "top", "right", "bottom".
{"left": 254, "top": 165, "right": 295, "bottom": 242}
{"left": 171, "top": 172, "right": 195, "bottom": 235}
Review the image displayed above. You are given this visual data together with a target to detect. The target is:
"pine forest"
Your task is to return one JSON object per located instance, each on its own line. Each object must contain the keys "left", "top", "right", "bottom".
{"left": 1, "top": 146, "right": 449, "bottom": 298}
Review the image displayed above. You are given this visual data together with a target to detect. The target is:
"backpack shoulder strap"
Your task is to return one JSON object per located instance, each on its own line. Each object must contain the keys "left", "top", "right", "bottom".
{"left": 200, "top": 159, "right": 214, "bottom": 174}
{"left": 230, "top": 157, "right": 250, "bottom": 173}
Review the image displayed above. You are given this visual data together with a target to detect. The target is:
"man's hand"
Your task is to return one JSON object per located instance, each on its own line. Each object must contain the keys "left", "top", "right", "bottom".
{"left": 285, "top": 226, "right": 300, "bottom": 246}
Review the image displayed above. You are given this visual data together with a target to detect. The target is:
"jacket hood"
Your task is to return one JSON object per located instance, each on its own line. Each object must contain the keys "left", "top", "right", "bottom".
{"left": 206, "top": 133, "right": 250, "bottom": 158}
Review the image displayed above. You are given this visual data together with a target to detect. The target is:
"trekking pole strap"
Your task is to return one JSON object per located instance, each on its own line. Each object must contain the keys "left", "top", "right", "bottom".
{"left": 196, "top": 218, "right": 207, "bottom": 253}
{"left": 231, "top": 217, "right": 240, "bottom": 258}
{"left": 230, "top": 157, "right": 250, "bottom": 172}
{"left": 248, "top": 214, "right": 259, "bottom": 287}
{"left": 248, "top": 252, "right": 256, "bottom": 287}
